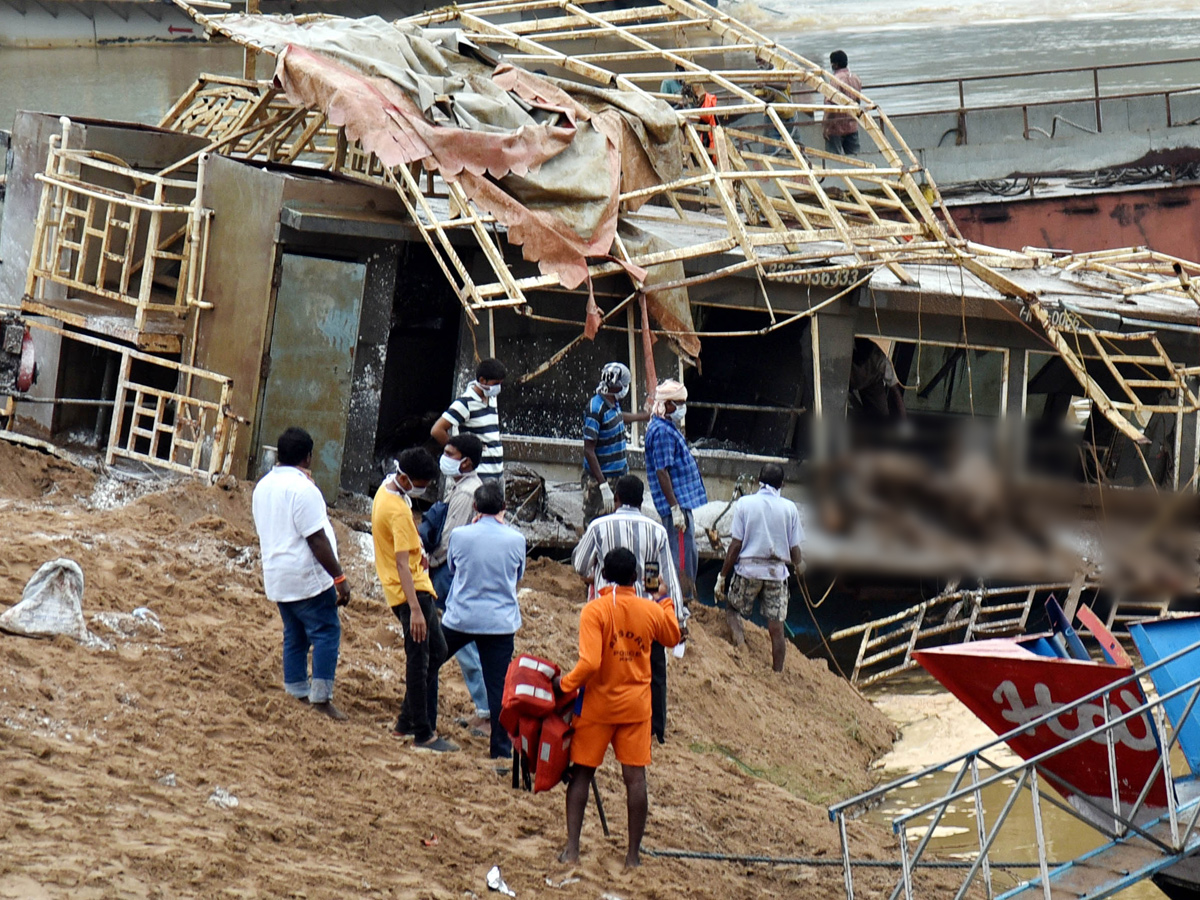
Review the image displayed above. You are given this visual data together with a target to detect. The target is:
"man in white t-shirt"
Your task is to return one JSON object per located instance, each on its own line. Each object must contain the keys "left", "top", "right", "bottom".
{"left": 716, "top": 463, "right": 804, "bottom": 672}
{"left": 252, "top": 427, "right": 352, "bottom": 720}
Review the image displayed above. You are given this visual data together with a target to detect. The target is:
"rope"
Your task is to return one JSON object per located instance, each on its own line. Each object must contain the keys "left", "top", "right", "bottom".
{"left": 644, "top": 848, "right": 1057, "bottom": 869}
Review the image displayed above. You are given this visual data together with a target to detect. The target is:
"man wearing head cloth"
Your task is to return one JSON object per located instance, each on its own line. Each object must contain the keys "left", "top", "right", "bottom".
{"left": 643, "top": 379, "right": 707, "bottom": 606}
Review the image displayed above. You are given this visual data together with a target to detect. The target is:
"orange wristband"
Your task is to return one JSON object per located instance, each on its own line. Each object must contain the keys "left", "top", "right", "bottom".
{"left": 332, "top": 574, "right": 347, "bottom": 585}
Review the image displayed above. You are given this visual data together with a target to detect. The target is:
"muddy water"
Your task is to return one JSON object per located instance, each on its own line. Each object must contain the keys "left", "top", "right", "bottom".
{"left": 869, "top": 675, "right": 1169, "bottom": 899}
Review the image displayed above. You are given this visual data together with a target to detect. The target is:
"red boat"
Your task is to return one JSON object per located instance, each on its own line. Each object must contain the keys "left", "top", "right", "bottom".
{"left": 916, "top": 633, "right": 1167, "bottom": 821}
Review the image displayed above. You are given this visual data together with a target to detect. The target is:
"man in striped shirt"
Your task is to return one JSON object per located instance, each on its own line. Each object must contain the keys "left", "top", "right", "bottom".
{"left": 582, "top": 362, "right": 648, "bottom": 526}
{"left": 432, "top": 357, "right": 507, "bottom": 482}
{"left": 573, "top": 475, "right": 687, "bottom": 744}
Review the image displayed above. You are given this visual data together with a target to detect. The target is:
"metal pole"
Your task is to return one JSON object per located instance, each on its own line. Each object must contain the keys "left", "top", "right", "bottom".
{"left": 1030, "top": 769, "right": 1053, "bottom": 900}
{"left": 897, "top": 823, "right": 914, "bottom": 900}
{"left": 1104, "top": 694, "right": 1122, "bottom": 835}
{"left": 839, "top": 813, "right": 855, "bottom": 900}
{"left": 971, "top": 757, "right": 994, "bottom": 900}
{"left": 1155, "top": 704, "right": 1180, "bottom": 847}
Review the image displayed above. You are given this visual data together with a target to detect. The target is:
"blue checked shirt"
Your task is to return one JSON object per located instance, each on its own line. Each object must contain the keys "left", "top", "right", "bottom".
{"left": 644, "top": 415, "right": 708, "bottom": 517}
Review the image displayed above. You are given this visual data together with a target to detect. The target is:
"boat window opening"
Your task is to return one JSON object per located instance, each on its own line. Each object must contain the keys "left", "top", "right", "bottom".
{"left": 683, "top": 305, "right": 810, "bottom": 459}
{"left": 882, "top": 337, "right": 1007, "bottom": 419}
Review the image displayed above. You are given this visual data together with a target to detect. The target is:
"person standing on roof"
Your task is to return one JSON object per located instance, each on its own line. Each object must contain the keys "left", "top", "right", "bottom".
{"left": 252, "top": 427, "right": 352, "bottom": 721}
{"left": 432, "top": 358, "right": 507, "bottom": 483}
{"left": 716, "top": 463, "right": 805, "bottom": 673}
{"left": 823, "top": 49, "right": 863, "bottom": 157}
{"left": 582, "top": 362, "right": 649, "bottom": 527}
{"left": 438, "top": 481, "right": 526, "bottom": 761}
{"left": 644, "top": 379, "right": 707, "bottom": 605}
{"left": 556, "top": 548, "right": 681, "bottom": 868}
{"left": 372, "top": 447, "right": 457, "bottom": 753}
{"left": 428, "top": 433, "right": 491, "bottom": 739}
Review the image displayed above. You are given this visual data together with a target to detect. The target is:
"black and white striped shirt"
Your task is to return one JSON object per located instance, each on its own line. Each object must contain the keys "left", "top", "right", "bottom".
{"left": 572, "top": 506, "right": 688, "bottom": 625}
{"left": 441, "top": 390, "right": 503, "bottom": 479}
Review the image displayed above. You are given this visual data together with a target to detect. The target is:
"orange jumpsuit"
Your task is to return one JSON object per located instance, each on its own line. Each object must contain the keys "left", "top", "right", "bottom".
{"left": 559, "top": 585, "right": 682, "bottom": 767}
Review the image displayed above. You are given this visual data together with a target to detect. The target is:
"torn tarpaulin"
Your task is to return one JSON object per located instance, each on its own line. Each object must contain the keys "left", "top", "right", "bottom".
{"left": 210, "top": 14, "right": 680, "bottom": 291}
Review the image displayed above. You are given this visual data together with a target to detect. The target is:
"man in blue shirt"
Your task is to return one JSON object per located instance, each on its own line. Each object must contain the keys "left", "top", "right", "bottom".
{"left": 439, "top": 480, "right": 527, "bottom": 759}
{"left": 582, "top": 362, "right": 649, "bottom": 526}
{"left": 644, "top": 379, "right": 707, "bottom": 604}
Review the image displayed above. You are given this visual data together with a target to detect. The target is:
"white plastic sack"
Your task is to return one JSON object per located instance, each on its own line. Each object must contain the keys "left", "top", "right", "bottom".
{"left": 0, "top": 558, "right": 88, "bottom": 642}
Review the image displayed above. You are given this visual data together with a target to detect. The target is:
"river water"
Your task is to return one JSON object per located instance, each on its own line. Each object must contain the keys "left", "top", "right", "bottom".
{"left": 2, "top": 7, "right": 1196, "bottom": 898}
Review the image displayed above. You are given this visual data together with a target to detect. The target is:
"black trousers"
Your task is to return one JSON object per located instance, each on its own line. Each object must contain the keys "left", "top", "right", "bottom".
{"left": 651, "top": 641, "right": 667, "bottom": 743}
{"left": 442, "top": 627, "right": 515, "bottom": 759}
{"left": 392, "top": 592, "right": 448, "bottom": 743}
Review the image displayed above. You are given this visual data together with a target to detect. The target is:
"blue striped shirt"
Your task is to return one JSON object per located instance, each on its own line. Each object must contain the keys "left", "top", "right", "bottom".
{"left": 583, "top": 394, "right": 628, "bottom": 478}
{"left": 644, "top": 415, "right": 708, "bottom": 516}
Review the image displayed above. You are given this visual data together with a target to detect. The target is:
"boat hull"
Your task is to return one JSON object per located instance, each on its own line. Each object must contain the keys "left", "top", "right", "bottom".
{"left": 915, "top": 638, "right": 1166, "bottom": 816}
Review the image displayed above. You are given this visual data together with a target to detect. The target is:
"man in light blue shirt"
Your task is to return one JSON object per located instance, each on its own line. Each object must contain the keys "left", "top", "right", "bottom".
{"left": 439, "top": 480, "right": 527, "bottom": 759}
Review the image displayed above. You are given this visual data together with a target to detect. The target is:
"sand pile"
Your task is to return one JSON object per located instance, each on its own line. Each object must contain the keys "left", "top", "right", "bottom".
{"left": 0, "top": 441, "right": 907, "bottom": 899}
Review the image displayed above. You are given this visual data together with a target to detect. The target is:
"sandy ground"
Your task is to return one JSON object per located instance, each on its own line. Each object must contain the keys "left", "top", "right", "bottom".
{"left": 0, "top": 441, "right": 917, "bottom": 899}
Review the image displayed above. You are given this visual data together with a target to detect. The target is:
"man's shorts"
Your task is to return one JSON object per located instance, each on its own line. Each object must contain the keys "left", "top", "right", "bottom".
{"left": 727, "top": 574, "right": 789, "bottom": 622}
{"left": 570, "top": 718, "right": 652, "bottom": 768}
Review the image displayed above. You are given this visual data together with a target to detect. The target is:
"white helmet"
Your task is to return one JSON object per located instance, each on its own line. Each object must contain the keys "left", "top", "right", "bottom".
{"left": 598, "top": 362, "right": 632, "bottom": 400}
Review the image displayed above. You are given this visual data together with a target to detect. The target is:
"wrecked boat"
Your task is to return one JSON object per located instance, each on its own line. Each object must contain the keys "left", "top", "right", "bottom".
{"left": 1, "top": 0, "right": 1198, "bottom": 663}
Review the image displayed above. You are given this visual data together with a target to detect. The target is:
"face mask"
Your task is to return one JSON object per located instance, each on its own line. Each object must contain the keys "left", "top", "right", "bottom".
{"left": 390, "top": 471, "right": 412, "bottom": 496}
{"left": 615, "top": 384, "right": 630, "bottom": 401}
{"left": 669, "top": 403, "right": 687, "bottom": 424}
{"left": 476, "top": 381, "right": 502, "bottom": 399}
{"left": 439, "top": 454, "right": 464, "bottom": 476}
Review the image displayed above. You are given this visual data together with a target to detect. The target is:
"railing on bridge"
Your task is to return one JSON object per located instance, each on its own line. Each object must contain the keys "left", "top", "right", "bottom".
{"left": 829, "top": 636, "right": 1200, "bottom": 900}
{"left": 865, "top": 56, "right": 1200, "bottom": 141}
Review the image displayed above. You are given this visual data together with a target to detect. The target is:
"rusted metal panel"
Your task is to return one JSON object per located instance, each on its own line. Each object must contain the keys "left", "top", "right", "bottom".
{"left": 256, "top": 252, "right": 366, "bottom": 503}
{"left": 188, "top": 154, "right": 285, "bottom": 478}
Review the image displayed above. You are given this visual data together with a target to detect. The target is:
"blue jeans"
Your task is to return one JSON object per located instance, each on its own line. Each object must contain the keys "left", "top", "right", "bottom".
{"left": 276, "top": 586, "right": 341, "bottom": 703}
{"left": 431, "top": 564, "right": 491, "bottom": 717}
{"left": 660, "top": 509, "right": 697, "bottom": 602}
{"left": 442, "top": 627, "right": 515, "bottom": 759}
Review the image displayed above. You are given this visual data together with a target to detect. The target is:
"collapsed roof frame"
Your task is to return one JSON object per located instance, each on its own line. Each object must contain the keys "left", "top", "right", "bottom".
{"left": 158, "top": 0, "right": 1200, "bottom": 449}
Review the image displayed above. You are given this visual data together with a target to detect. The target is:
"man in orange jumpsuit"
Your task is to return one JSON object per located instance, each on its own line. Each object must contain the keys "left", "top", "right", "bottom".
{"left": 555, "top": 547, "right": 682, "bottom": 868}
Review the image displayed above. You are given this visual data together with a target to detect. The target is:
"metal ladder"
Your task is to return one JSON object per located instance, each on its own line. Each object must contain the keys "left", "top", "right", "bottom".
{"left": 829, "top": 637, "right": 1200, "bottom": 900}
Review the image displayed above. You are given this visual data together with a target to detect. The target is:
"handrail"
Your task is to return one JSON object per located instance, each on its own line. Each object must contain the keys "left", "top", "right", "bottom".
{"left": 829, "top": 632, "right": 1200, "bottom": 819}
{"left": 892, "top": 667, "right": 1200, "bottom": 830}
{"left": 866, "top": 55, "right": 1200, "bottom": 93}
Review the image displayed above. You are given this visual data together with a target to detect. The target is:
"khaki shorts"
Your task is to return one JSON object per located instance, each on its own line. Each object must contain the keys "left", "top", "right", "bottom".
{"left": 727, "top": 574, "right": 789, "bottom": 622}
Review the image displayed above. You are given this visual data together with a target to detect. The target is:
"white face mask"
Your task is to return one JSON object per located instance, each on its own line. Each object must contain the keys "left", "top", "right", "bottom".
{"left": 439, "top": 454, "right": 464, "bottom": 476}
{"left": 475, "top": 381, "right": 502, "bottom": 399}
{"left": 669, "top": 403, "right": 687, "bottom": 424}
{"left": 615, "top": 384, "right": 630, "bottom": 401}
{"left": 390, "top": 471, "right": 413, "bottom": 496}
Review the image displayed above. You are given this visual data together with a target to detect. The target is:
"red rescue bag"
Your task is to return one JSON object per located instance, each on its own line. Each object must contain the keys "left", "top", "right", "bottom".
{"left": 500, "top": 654, "right": 559, "bottom": 737}
{"left": 533, "top": 709, "right": 573, "bottom": 793}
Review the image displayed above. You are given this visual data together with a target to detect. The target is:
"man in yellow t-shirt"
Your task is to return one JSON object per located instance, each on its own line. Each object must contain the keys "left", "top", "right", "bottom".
{"left": 372, "top": 447, "right": 457, "bottom": 753}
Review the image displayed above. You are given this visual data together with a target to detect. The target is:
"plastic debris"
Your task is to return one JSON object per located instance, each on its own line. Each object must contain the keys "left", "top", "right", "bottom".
{"left": 0, "top": 558, "right": 90, "bottom": 643}
{"left": 544, "top": 876, "right": 580, "bottom": 888}
{"left": 486, "top": 866, "right": 515, "bottom": 897}
{"left": 157, "top": 773, "right": 177, "bottom": 787}
{"left": 422, "top": 834, "right": 439, "bottom": 847}
{"left": 206, "top": 786, "right": 239, "bottom": 809}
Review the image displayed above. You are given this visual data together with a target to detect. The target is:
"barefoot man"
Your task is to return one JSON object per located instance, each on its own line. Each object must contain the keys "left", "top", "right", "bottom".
{"left": 556, "top": 548, "right": 681, "bottom": 867}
